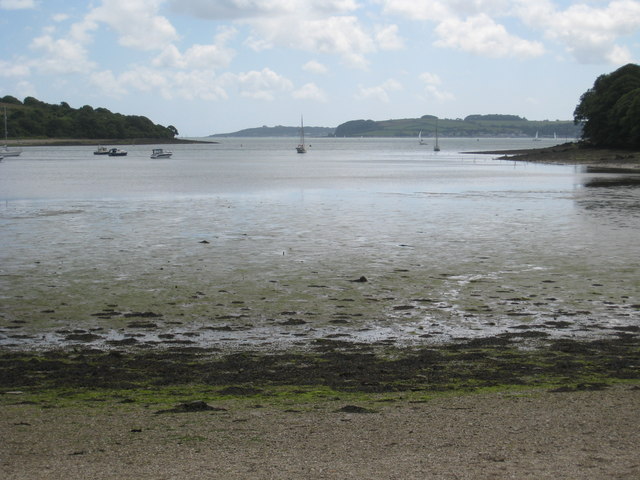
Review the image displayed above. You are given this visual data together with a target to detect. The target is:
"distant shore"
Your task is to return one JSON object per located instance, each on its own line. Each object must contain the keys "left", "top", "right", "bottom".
{"left": 468, "top": 141, "right": 640, "bottom": 171}
{"left": 3, "top": 137, "right": 217, "bottom": 147}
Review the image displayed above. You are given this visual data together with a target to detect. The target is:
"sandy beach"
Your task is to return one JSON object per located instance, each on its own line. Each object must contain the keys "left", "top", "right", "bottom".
{"left": 2, "top": 384, "right": 639, "bottom": 479}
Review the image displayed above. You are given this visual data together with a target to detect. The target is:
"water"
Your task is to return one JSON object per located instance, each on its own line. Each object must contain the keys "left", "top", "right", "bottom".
{"left": 1, "top": 137, "right": 638, "bottom": 351}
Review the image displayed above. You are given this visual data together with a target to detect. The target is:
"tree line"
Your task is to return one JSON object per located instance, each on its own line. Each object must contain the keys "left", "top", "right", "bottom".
{"left": 1, "top": 96, "right": 178, "bottom": 139}
{"left": 574, "top": 63, "right": 640, "bottom": 149}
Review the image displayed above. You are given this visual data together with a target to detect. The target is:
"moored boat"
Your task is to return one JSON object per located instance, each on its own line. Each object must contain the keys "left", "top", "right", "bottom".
{"left": 94, "top": 145, "right": 110, "bottom": 155}
{"left": 151, "top": 148, "right": 172, "bottom": 158}
{"left": 108, "top": 148, "right": 127, "bottom": 156}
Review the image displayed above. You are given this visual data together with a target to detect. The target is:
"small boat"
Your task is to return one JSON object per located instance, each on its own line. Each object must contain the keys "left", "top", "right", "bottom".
{"left": 296, "top": 115, "right": 307, "bottom": 153}
{"left": 419, "top": 131, "right": 427, "bottom": 145}
{"left": 433, "top": 119, "right": 440, "bottom": 152}
{"left": 2, "top": 107, "right": 21, "bottom": 157}
{"left": 533, "top": 131, "right": 541, "bottom": 141}
{"left": 151, "top": 148, "right": 172, "bottom": 158}
{"left": 108, "top": 148, "right": 127, "bottom": 156}
{"left": 94, "top": 145, "right": 110, "bottom": 155}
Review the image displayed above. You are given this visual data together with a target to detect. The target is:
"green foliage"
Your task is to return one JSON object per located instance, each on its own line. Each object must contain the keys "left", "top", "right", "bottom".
{"left": 334, "top": 115, "right": 579, "bottom": 138}
{"left": 0, "top": 96, "right": 176, "bottom": 139}
{"left": 574, "top": 63, "right": 640, "bottom": 148}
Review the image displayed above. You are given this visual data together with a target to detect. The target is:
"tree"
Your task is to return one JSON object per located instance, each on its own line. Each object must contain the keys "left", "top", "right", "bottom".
{"left": 574, "top": 63, "right": 640, "bottom": 148}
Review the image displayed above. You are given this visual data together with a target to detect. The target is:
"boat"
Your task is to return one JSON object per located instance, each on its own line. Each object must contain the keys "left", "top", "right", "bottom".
{"left": 108, "top": 148, "right": 127, "bottom": 156}
{"left": 296, "top": 116, "right": 307, "bottom": 153}
{"left": 151, "top": 148, "right": 172, "bottom": 158}
{"left": 533, "top": 131, "right": 541, "bottom": 141}
{"left": 433, "top": 119, "right": 440, "bottom": 152}
{"left": 419, "top": 131, "right": 427, "bottom": 145}
{"left": 2, "top": 107, "right": 22, "bottom": 157}
{"left": 94, "top": 145, "right": 110, "bottom": 155}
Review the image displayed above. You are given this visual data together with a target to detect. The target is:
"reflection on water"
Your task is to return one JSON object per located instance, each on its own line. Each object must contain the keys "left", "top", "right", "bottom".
{"left": 0, "top": 138, "right": 638, "bottom": 351}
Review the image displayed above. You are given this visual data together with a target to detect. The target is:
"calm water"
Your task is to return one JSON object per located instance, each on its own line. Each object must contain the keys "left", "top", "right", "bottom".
{"left": 1, "top": 137, "right": 638, "bottom": 351}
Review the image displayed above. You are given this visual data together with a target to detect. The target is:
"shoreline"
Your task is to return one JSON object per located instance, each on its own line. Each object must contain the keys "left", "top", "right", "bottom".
{"left": 2, "top": 137, "right": 217, "bottom": 147}
{"left": 466, "top": 141, "right": 640, "bottom": 171}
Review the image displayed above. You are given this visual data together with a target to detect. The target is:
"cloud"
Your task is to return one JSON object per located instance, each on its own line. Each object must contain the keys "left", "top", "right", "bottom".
{"left": 303, "top": 60, "right": 328, "bottom": 75}
{"left": 518, "top": 0, "right": 640, "bottom": 64}
{"left": 153, "top": 28, "right": 237, "bottom": 70}
{"left": 87, "top": 0, "right": 178, "bottom": 51}
{"left": 245, "top": 15, "right": 376, "bottom": 68}
{"left": 293, "top": 82, "right": 328, "bottom": 102}
{"left": 0, "top": 0, "right": 36, "bottom": 9}
{"left": 169, "top": 0, "right": 360, "bottom": 19}
{"left": 228, "top": 67, "right": 294, "bottom": 100}
{"left": 0, "top": 60, "right": 30, "bottom": 77}
{"left": 376, "top": 24, "right": 404, "bottom": 50}
{"left": 419, "top": 72, "right": 455, "bottom": 102}
{"left": 434, "top": 14, "right": 545, "bottom": 58}
{"left": 29, "top": 33, "right": 96, "bottom": 74}
{"left": 91, "top": 67, "right": 230, "bottom": 101}
{"left": 356, "top": 79, "right": 402, "bottom": 103}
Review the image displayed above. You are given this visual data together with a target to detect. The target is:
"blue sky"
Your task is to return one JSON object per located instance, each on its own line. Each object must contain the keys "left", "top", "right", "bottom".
{"left": 1, "top": 0, "right": 639, "bottom": 136}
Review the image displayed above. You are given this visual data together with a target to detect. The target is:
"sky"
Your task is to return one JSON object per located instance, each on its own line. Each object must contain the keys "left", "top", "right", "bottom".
{"left": 1, "top": 1, "right": 639, "bottom": 136}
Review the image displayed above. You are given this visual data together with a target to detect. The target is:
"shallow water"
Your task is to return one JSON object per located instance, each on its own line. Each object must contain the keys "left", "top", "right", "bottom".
{"left": 1, "top": 137, "right": 638, "bottom": 351}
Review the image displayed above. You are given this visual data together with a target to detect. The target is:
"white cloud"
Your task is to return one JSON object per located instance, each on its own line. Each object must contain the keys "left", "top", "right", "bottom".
{"left": 419, "top": 72, "right": 455, "bottom": 102}
{"left": 90, "top": 67, "right": 230, "bottom": 101}
{"left": 518, "top": 0, "right": 640, "bottom": 64}
{"left": 376, "top": 24, "right": 404, "bottom": 50}
{"left": 435, "top": 14, "right": 545, "bottom": 58}
{"left": 0, "top": 60, "right": 30, "bottom": 77}
{"left": 303, "top": 60, "right": 328, "bottom": 75}
{"left": 153, "top": 28, "right": 237, "bottom": 70}
{"left": 169, "top": 0, "right": 360, "bottom": 19}
{"left": 356, "top": 79, "right": 402, "bottom": 103}
{"left": 29, "top": 33, "right": 96, "bottom": 74}
{"left": 246, "top": 16, "right": 376, "bottom": 68}
{"left": 228, "top": 68, "right": 293, "bottom": 100}
{"left": 0, "top": 0, "right": 35, "bottom": 9}
{"left": 293, "top": 82, "right": 327, "bottom": 102}
{"left": 87, "top": 0, "right": 178, "bottom": 51}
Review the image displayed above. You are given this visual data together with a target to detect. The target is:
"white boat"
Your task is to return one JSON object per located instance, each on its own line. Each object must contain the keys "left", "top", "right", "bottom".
{"left": 296, "top": 116, "right": 307, "bottom": 153}
{"left": 151, "top": 148, "right": 172, "bottom": 158}
{"left": 108, "top": 148, "right": 127, "bottom": 156}
{"left": 94, "top": 145, "right": 110, "bottom": 155}
{"left": 419, "top": 131, "right": 427, "bottom": 145}
{"left": 533, "top": 131, "right": 541, "bottom": 141}
{"left": 2, "top": 106, "right": 22, "bottom": 157}
{"left": 433, "top": 119, "right": 440, "bottom": 152}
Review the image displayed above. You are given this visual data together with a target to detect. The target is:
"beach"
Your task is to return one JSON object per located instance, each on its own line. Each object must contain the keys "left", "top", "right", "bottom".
{"left": 2, "top": 384, "right": 639, "bottom": 479}
{"left": 1, "top": 139, "right": 639, "bottom": 478}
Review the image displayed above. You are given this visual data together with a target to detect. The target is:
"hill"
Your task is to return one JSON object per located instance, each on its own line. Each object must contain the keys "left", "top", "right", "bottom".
{"left": 1, "top": 95, "right": 177, "bottom": 140}
{"left": 210, "top": 125, "right": 335, "bottom": 137}
{"left": 210, "top": 114, "right": 581, "bottom": 139}
{"left": 334, "top": 114, "right": 581, "bottom": 138}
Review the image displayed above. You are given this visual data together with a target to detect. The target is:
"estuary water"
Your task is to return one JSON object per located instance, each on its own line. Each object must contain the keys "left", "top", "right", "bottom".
{"left": 1, "top": 137, "right": 639, "bottom": 351}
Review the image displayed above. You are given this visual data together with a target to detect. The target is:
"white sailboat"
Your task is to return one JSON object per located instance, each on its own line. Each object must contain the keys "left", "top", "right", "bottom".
{"left": 433, "top": 119, "right": 440, "bottom": 152}
{"left": 419, "top": 130, "right": 427, "bottom": 145}
{"left": 1, "top": 106, "right": 22, "bottom": 157}
{"left": 533, "top": 130, "right": 541, "bottom": 141}
{"left": 296, "top": 115, "right": 307, "bottom": 153}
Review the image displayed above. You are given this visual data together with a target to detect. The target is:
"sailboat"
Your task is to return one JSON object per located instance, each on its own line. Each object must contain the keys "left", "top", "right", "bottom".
{"left": 419, "top": 130, "right": 427, "bottom": 145}
{"left": 533, "top": 130, "right": 541, "bottom": 141}
{"left": 433, "top": 119, "right": 440, "bottom": 152}
{"left": 1, "top": 106, "right": 22, "bottom": 157}
{"left": 296, "top": 115, "right": 307, "bottom": 153}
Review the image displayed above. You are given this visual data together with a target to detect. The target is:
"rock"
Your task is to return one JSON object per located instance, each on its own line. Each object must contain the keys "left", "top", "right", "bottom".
{"left": 350, "top": 276, "right": 368, "bottom": 283}
{"left": 154, "top": 401, "right": 227, "bottom": 414}
{"left": 336, "top": 405, "right": 375, "bottom": 414}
